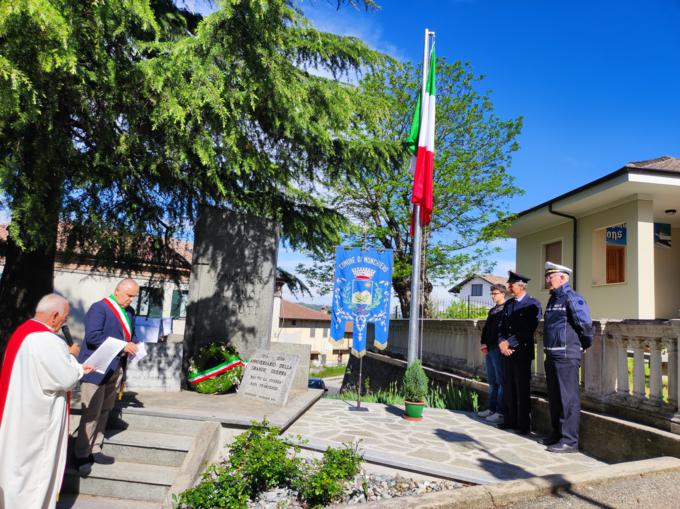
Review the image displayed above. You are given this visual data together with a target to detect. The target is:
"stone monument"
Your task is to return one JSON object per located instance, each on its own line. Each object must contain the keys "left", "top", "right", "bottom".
{"left": 183, "top": 206, "right": 278, "bottom": 383}
{"left": 238, "top": 349, "right": 301, "bottom": 406}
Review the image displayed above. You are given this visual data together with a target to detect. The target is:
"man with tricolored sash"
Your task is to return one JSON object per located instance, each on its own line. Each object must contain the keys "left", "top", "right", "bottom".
{"left": 74, "top": 278, "right": 140, "bottom": 476}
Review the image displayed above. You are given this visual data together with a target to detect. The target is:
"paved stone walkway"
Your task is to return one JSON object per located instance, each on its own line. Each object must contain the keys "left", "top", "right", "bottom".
{"left": 284, "top": 399, "right": 604, "bottom": 485}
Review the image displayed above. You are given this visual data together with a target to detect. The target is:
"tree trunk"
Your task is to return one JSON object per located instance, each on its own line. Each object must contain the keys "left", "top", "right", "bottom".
{"left": 0, "top": 223, "right": 58, "bottom": 350}
{"left": 393, "top": 277, "right": 411, "bottom": 318}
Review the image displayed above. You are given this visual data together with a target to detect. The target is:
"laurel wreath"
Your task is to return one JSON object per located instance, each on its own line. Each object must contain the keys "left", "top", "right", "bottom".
{"left": 188, "top": 342, "right": 244, "bottom": 394}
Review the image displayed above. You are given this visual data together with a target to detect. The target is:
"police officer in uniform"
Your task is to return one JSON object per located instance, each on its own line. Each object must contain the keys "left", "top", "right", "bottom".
{"left": 498, "top": 271, "right": 542, "bottom": 435}
{"left": 542, "top": 262, "right": 593, "bottom": 453}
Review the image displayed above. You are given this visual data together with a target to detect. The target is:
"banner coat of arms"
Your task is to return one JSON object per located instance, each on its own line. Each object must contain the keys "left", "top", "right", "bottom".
{"left": 330, "top": 247, "right": 393, "bottom": 357}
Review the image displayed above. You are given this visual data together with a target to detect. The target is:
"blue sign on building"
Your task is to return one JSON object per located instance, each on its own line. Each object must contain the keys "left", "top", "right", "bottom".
{"left": 606, "top": 224, "right": 627, "bottom": 245}
{"left": 330, "top": 247, "right": 393, "bottom": 357}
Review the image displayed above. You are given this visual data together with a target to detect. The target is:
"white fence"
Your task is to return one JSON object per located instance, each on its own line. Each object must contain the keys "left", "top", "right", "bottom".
{"left": 379, "top": 319, "right": 680, "bottom": 433}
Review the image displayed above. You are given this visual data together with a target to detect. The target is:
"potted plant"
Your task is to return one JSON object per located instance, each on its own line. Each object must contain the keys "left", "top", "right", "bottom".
{"left": 402, "top": 359, "right": 428, "bottom": 421}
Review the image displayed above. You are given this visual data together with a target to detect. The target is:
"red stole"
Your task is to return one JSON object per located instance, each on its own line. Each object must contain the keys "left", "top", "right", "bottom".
{"left": 0, "top": 319, "right": 51, "bottom": 427}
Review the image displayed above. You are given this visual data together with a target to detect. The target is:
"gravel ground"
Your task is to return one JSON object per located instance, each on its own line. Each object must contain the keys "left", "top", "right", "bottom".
{"left": 503, "top": 470, "right": 680, "bottom": 509}
{"left": 247, "top": 469, "right": 462, "bottom": 508}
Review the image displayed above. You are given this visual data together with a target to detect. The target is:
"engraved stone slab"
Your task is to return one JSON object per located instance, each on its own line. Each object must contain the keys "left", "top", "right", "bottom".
{"left": 238, "top": 349, "right": 300, "bottom": 406}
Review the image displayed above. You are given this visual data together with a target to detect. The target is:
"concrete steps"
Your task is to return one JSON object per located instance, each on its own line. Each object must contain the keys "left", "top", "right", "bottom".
{"left": 63, "top": 461, "right": 177, "bottom": 503}
{"left": 103, "top": 429, "right": 193, "bottom": 467}
{"left": 57, "top": 493, "right": 159, "bottom": 509}
{"left": 62, "top": 412, "right": 202, "bottom": 506}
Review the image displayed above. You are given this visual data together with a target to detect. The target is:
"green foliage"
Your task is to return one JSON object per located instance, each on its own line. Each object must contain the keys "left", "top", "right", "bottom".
{"left": 439, "top": 300, "right": 489, "bottom": 319}
{"left": 0, "top": 0, "right": 390, "bottom": 335}
{"left": 329, "top": 378, "right": 479, "bottom": 412}
{"left": 327, "top": 381, "right": 404, "bottom": 405}
{"left": 427, "top": 382, "right": 479, "bottom": 412}
{"left": 175, "top": 464, "right": 249, "bottom": 509}
{"left": 296, "top": 58, "right": 523, "bottom": 316}
{"left": 310, "top": 364, "right": 347, "bottom": 378}
{"left": 188, "top": 342, "right": 243, "bottom": 394}
{"left": 177, "top": 420, "right": 363, "bottom": 508}
{"left": 228, "top": 420, "right": 301, "bottom": 498}
{"left": 295, "top": 443, "right": 362, "bottom": 508}
{"left": 402, "top": 360, "right": 429, "bottom": 402}
{"left": 193, "top": 366, "right": 243, "bottom": 395}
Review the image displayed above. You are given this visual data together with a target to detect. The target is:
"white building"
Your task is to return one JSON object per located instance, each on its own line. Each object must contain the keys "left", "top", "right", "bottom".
{"left": 448, "top": 274, "right": 509, "bottom": 304}
{"left": 271, "top": 294, "right": 351, "bottom": 365}
{"left": 0, "top": 225, "right": 191, "bottom": 341}
{"left": 507, "top": 156, "right": 680, "bottom": 319}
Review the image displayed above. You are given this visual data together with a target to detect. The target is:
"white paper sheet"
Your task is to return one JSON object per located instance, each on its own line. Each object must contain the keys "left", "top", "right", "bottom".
{"left": 130, "top": 342, "right": 147, "bottom": 366}
{"left": 83, "top": 337, "right": 127, "bottom": 373}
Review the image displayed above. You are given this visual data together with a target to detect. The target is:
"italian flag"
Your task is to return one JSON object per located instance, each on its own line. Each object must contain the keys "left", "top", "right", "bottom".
{"left": 404, "top": 46, "right": 436, "bottom": 227}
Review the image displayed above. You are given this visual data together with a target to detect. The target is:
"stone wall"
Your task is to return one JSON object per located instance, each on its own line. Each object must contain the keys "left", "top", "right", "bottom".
{"left": 126, "top": 341, "right": 183, "bottom": 391}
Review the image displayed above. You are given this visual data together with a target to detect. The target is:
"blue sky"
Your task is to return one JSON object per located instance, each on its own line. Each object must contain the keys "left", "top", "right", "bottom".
{"left": 273, "top": 0, "right": 680, "bottom": 304}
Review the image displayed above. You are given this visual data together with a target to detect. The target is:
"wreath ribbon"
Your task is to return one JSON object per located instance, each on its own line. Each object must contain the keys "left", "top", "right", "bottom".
{"left": 188, "top": 356, "right": 245, "bottom": 385}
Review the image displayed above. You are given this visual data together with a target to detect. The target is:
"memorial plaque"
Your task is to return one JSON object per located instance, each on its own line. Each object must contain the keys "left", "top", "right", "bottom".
{"left": 238, "top": 349, "right": 300, "bottom": 406}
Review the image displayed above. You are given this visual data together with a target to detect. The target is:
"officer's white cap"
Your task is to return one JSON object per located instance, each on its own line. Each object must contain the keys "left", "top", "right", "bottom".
{"left": 545, "top": 261, "right": 572, "bottom": 276}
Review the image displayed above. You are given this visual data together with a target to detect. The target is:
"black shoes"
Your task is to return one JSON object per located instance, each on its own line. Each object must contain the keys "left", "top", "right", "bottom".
{"left": 93, "top": 452, "right": 115, "bottom": 465}
{"left": 547, "top": 442, "right": 578, "bottom": 453}
{"left": 75, "top": 455, "right": 93, "bottom": 477}
{"left": 539, "top": 435, "right": 561, "bottom": 446}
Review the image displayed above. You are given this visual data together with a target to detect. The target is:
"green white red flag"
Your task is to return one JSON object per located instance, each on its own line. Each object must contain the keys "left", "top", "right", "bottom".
{"left": 404, "top": 46, "right": 436, "bottom": 227}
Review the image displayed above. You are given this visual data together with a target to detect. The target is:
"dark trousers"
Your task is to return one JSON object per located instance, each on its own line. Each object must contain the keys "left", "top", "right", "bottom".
{"left": 502, "top": 352, "right": 532, "bottom": 431}
{"left": 545, "top": 356, "right": 581, "bottom": 447}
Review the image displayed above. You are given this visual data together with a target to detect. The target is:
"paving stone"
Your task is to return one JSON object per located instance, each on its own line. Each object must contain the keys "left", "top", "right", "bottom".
{"left": 284, "top": 399, "right": 605, "bottom": 484}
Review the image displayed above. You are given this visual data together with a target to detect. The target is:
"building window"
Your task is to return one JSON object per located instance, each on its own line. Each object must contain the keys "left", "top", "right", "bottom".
{"left": 543, "top": 240, "right": 562, "bottom": 288}
{"left": 593, "top": 224, "right": 626, "bottom": 285}
{"left": 310, "top": 326, "right": 316, "bottom": 338}
{"left": 606, "top": 244, "right": 626, "bottom": 284}
{"left": 471, "top": 284, "right": 483, "bottom": 297}
{"left": 137, "top": 287, "right": 163, "bottom": 318}
{"left": 323, "top": 327, "right": 329, "bottom": 338}
{"left": 171, "top": 289, "right": 189, "bottom": 319}
{"left": 544, "top": 240, "right": 562, "bottom": 264}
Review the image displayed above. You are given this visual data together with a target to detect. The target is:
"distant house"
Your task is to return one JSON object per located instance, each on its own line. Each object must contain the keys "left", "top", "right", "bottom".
{"left": 271, "top": 292, "right": 352, "bottom": 365}
{"left": 449, "top": 274, "right": 509, "bottom": 300}
{"left": 0, "top": 225, "right": 191, "bottom": 341}
{"left": 507, "top": 156, "right": 680, "bottom": 319}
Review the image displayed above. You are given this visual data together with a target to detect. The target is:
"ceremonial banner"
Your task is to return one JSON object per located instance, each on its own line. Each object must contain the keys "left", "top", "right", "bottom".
{"left": 330, "top": 247, "right": 393, "bottom": 357}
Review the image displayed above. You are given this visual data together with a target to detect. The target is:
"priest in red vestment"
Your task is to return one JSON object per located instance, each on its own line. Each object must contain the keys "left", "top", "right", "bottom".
{"left": 0, "top": 294, "right": 93, "bottom": 509}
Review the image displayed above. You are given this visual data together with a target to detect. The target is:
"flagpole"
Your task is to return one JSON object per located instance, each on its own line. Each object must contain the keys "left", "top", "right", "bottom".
{"left": 407, "top": 28, "right": 432, "bottom": 365}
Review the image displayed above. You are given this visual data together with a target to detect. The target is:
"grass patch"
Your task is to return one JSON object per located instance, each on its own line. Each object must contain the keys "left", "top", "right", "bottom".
{"left": 327, "top": 380, "right": 479, "bottom": 412}
{"left": 310, "top": 364, "right": 347, "bottom": 378}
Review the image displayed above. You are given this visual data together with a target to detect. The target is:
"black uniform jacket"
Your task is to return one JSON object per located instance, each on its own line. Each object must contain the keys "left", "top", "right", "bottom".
{"left": 498, "top": 294, "right": 542, "bottom": 360}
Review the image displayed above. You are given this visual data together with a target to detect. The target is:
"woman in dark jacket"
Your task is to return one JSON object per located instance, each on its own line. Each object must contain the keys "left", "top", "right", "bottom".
{"left": 478, "top": 283, "right": 507, "bottom": 423}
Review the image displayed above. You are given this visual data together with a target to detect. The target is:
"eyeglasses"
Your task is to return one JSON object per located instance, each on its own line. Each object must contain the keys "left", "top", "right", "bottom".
{"left": 490, "top": 292, "right": 502, "bottom": 296}
{"left": 545, "top": 273, "right": 561, "bottom": 281}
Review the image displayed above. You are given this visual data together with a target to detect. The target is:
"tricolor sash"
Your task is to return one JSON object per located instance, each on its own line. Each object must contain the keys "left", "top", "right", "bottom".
{"left": 103, "top": 295, "right": 132, "bottom": 342}
{"left": 188, "top": 357, "right": 245, "bottom": 385}
{"left": 0, "top": 319, "right": 51, "bottom": 426}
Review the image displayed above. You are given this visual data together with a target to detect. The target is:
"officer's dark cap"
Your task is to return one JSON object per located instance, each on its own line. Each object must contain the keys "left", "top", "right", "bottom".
{"left": 507, "top": 271, "right": 530, "bottom": 284}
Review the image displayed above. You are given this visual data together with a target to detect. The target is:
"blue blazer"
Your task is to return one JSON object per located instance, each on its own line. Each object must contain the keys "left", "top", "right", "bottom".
{"left": 78, "top": 300, "right": 137, "bottom": 385}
